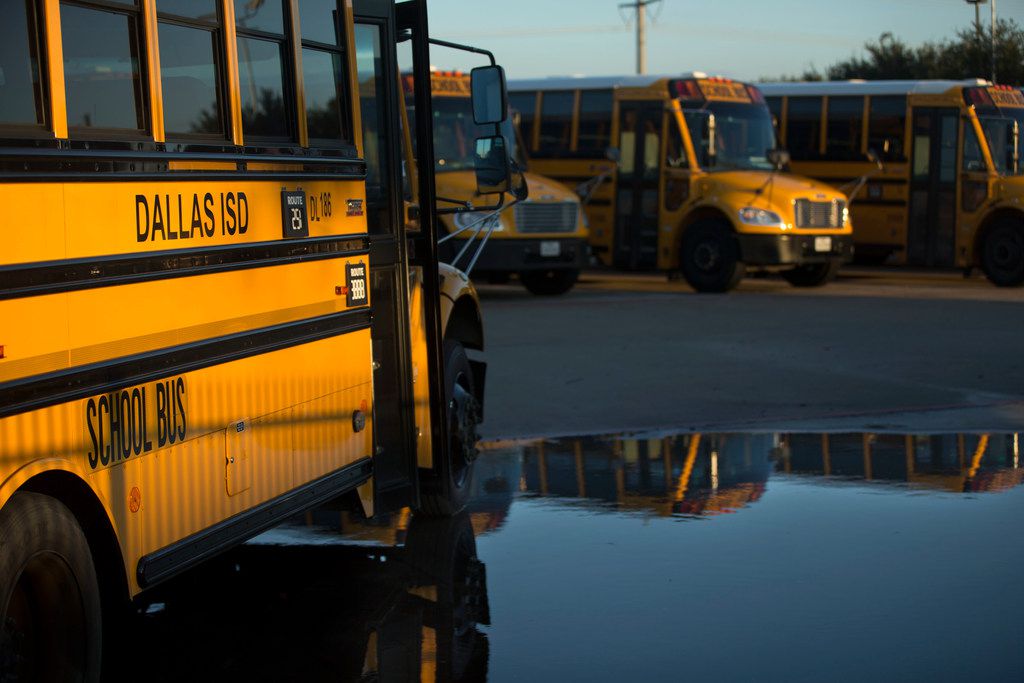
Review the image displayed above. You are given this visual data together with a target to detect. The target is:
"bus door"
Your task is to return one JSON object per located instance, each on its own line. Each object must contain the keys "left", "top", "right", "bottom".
{"left": 355, "top": 0, "right": 421, "bottom": 509}
{"left": 908, "top": 108, "right": 959, "bottom": 267}
{"left": 615, "top": 101, "right": 663, "bottom": 269}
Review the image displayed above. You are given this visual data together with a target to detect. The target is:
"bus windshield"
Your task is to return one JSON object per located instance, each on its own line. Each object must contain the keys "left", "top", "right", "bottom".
{"left": 982, "top": 110, "right": 1023, "bottom": 176}
{"left": 685, "top": 102, "right": 777, "bottom": 172}
{"left": 432, "top": 96, "right": 522, "bottom": 173}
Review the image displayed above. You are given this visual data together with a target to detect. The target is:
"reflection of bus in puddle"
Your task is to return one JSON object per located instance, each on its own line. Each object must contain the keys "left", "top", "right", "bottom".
{"left": 778, "top": 433, "right": 1023, "bottom": 493}
{"left": 518, "top": 433, "right": 777, "bottom": 517}
{"left": 129, "top": 453, "right": 523, "bottom": 681}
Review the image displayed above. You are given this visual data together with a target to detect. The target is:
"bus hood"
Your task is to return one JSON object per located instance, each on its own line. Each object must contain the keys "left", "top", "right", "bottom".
{"left": 433, "top": 170, "right": 579, "bottom": 205}
{"left": 704, "top": 170, "right": 846, "bottom": 205}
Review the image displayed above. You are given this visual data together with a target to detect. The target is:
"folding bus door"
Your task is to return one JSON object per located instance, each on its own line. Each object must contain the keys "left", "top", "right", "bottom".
{"left": 355, "top": 0, "right": 420, "bottom": 509}
{"left": 908, "top": 107, "right": 959, "bottom": 267}
{"left": 615, "top": 101, "right": 662, "bottom": 270}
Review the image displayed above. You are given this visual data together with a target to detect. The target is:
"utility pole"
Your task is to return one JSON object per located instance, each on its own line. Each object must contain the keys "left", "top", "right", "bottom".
{"left": 990, "top": 0, "right": 997, "bottom": 83}
{"left": 619, "top": 0, "right": 662, "bottom": 75}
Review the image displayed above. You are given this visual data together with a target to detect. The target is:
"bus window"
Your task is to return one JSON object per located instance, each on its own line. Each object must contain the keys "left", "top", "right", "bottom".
{"left": 157, "top": 3, "right": 226, "bottom": 139}
{"left": 826, "top": 96, "right": 864, "bottom": 160}
{"left": 234, "top": 0, "right": 291, "bottom": 141}
{"left": 538, "top": 90, "right": 573, "bottom": 156}
{"left": 665, "top": 119, "right": 688, "bottom": 168}
{"left": 354, "top": 23, "right": 388, "bottom": 206}
{"left": 962, "top": 124, "right": 985, "bottom": 172}
{"left": 785, "top": 97, "right": 822, "bottom": 160}
{"left": 765, "top": 96, "right": 782, "bottom": 137}
{"left": 577, "top": 90, "right": 613, "bottom": 155}
{"left": 61, "top": 1, "right": 147, "bottom": 133}
{"left": 508, "top": 91, "right": 536, "bottom": 144}
{"left": 867, "top": 95, "right": 906, "bottom": 161}
{"left": 0, "top": 0, "right": 45, "bottom": 128}
{"left": 299, "top": 0, "right": 349, "bottom": 146}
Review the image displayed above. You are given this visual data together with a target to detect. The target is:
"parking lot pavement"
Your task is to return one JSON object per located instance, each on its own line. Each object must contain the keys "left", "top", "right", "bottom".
{"left": 475, "top": 269, "right": 1024, "bottom": 439}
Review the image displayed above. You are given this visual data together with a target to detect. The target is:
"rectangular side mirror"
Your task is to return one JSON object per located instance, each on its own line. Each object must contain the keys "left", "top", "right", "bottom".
{"left": 475, "top": 135, "right": 511, "bottom": 194}
{"left": 471, "top": 65, "right": 507, "bottom": 125}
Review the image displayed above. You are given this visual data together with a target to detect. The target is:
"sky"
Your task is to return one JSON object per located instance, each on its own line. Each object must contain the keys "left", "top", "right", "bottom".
{"left": 427, "top": 0, "right": 1024, "bottom": 81}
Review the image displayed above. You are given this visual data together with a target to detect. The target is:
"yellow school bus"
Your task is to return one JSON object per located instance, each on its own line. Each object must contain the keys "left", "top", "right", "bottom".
{"left": 760, "top": 80, "right": 1024, "bottom": 286}
{"left": 0, "top": 0, "right": 521, "bottom": 677}
{"left": 412, "top": 71, "right": 589, "bottom": 295}
{"left": 509, "top": 74, "right": 854, "bottom": 292}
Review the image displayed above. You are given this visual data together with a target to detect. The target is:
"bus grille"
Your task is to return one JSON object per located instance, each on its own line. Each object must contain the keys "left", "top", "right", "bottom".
{"left": 794, "top": 199, "right": 845, "bottom": 228}
{"left": 513, "top": 201, "right": 579, "bottom": 233}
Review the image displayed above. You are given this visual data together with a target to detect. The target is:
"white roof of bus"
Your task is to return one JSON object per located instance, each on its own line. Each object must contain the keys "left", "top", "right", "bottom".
{"left": 509, "top": 73, "right": 722, "bottom": 91}
{"left": 757, "top": 79, "right": 990, "bottom": 97}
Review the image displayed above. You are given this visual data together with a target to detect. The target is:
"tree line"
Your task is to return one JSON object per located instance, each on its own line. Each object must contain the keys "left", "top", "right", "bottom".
{"left": 769, "top": 18, "right": 1023, "bottom": 85}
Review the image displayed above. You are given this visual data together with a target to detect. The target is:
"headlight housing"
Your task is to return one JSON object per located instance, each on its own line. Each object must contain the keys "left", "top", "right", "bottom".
{"left": 453, "top": 210, "right": 505, "bottom": 233}
{"left": 738, "top": 207, "right": 784, "bottom": 227}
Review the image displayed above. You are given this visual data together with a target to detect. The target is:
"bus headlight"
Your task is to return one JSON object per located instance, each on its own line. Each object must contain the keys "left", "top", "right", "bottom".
{"left": 453, "top": 211, "right": 505, "bottom": 234}
{"left": 738, "top": 207, "right": 783, "bottom": 227}
{"left": 842, "top": 206, "right": 850, "bottom": 226}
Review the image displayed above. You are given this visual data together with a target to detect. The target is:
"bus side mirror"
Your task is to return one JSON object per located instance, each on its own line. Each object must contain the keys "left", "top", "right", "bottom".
{"left": 511, "top": 165, "right": 529, "bottom": 201}
{"left": 605, "top": 146, "right": 621, "bottom": 163}
{"left": 767, "top": 148, "right": 790, "bottom": 171}
{"left": 474, "top": 135, "right": 511, "bottom": 194}
{"left": 471, "top": 65, "right": 507, "bottom": 125}
{"left": 866, "top": 148, "right": 885, "bottom": 172}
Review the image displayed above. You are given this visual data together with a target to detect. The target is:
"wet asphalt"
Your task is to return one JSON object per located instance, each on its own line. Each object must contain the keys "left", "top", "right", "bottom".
{"left": 477, "top": 268, "right": 1024, "bottom": 437}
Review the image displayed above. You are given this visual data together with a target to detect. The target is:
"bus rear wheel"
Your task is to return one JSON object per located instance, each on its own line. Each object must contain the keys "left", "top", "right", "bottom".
{"left": 417, "top": 340, "right": 480, "bottom": 517}
{"left": 681, "top": 221, "right": 744, "bottom": 293}
{"left": 520, "top": 268, "right": 578, "bottom": 296}
{"left": 781, "top": 260, "right": 841, "bottom": 287}
{"left": 980, "top": 220, "right": 1024, "bottom": 287}
{"left": 0, "top": 492, "right": 102, "bottom": 682}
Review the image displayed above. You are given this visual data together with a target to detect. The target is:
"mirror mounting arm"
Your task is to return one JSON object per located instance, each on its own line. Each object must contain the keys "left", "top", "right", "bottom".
{"left": 427, "top": 38, "right": 496, "bottom": 67}
{"left": 437, "top": 196, "right": 474, "bottom": 209}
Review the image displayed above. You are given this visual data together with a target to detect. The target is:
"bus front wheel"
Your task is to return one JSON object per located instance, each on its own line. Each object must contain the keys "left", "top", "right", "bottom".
{"left": 781, "top": 260, "right": 841, "bottom": 287}
{"left": 681, "top": 221, "right": 744, "bottom": 293}
{"left": 0, "top": 492, "right": 103, "bottom": 682}
{"left": 980, "top": 220, "right": 1024, "bottom": 287}
{"left": 520, "top": 268, "right": 578, "bottom": 296}
{"left": 418, "top": 340, "right": 480, "bottom": 517}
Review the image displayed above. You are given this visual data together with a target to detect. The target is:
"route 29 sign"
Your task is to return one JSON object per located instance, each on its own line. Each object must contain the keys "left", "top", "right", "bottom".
{"left": 281, "top": 189, "right": 309, "bottom": 238}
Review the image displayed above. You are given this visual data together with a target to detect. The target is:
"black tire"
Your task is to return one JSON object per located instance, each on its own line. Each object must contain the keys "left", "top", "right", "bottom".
{"left": 781, "top": 260, "right": 841, "bottom": 287}
{"left": 417, "top": 340, "right": 480, "bottom": 517}
{"left": 680, "top": 220, "right": 744, "bottom": 293}
{"left": 519, "top": 268, "right": 578, "bottom": 296}
{"left": 0, "top": 492, "right": 102, "bottom": 682}
{"left": 980, "top": 220, "right": 1024, "bottom": 287}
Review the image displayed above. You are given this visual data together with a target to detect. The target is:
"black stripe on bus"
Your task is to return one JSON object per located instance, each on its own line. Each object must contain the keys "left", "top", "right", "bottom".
{"left": 0, "top": 235, "right": 369, "bottom": 300}
{"left": 0, "top": 309, "right": 371, "bottom": 420}
{"left": 0, "top": 171, "right": 366, "bottom": 184}
{"left": 136, "top": 457, "right": 374, "bottom": 588}
{"left": 585, "top": 199, "right": 612, "bottom": 207}
{"left": 0, "top": 146, "right": 366, "bottom": 182}
{"left": 851, "top": 199, "right": 907, "bottom": 207}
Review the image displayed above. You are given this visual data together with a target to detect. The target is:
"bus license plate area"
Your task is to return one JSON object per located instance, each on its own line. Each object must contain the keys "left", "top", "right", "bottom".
{"left": 814, "top": 237, "right": 832, "bottom": 253}
{"left": 540, "top": 241, "right": 561, "bottom": 257}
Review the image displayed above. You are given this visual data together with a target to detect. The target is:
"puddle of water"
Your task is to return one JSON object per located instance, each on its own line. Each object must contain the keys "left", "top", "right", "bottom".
{"left": 128, "top": 431, "right": 1024, "bottom": 681}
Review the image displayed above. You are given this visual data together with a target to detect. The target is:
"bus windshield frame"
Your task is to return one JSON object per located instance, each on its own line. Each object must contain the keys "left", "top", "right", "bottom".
{"left": 682, "top": 100, "right": 777, "bottom": 173}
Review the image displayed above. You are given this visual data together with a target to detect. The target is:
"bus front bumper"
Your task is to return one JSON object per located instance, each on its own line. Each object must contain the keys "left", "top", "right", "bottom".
{"left": 439, "top": 237, "right": 589, "bottom": 273}
{"left": 737, "top": 233, "right": 853, "bottom": 266}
